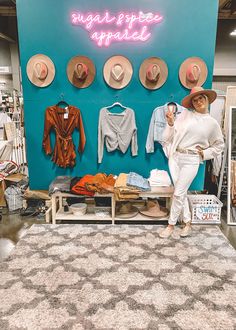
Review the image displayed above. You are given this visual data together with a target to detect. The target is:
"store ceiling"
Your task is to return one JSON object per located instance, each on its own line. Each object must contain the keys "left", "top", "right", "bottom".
{"left": 219, "top": 0, "right": 236, "bottom": 18}
{"left": 0, "top": 0, "right": 16, "bottom": 16}
{"left": 0, "top": 1, "right": 236, "bottom": 18}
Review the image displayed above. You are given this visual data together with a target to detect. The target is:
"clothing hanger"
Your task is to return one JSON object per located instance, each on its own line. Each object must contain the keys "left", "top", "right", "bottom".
{"left": 106, "top": 101, "right": 127, "bottom": 115}
{"left": 106, "top": 101, "right": 127, "bottom": 110}
{"left": 56, "top": 93, "right": 69, "bottom": 108}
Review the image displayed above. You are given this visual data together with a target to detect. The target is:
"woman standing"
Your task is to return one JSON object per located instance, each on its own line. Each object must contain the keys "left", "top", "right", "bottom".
{"left": 159, "top": 87, "right": 224, "bottom": 238}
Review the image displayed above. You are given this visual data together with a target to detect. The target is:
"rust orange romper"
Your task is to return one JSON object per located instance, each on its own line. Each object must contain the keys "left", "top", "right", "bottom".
{"left": 42, "top": 105, "right": 86, "bottom": 167}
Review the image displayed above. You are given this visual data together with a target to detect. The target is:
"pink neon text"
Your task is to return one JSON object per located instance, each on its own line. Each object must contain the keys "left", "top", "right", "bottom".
{"left": 71, "top": 10, "right": 164, "bottom": 47}
{"left": 91, "top": 26, "right": 151, "bottom": 47}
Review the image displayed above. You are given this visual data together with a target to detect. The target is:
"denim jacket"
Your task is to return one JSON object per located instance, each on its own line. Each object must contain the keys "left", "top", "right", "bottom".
{"left": 146, "top": 103, "right": 186, "bottom": 153}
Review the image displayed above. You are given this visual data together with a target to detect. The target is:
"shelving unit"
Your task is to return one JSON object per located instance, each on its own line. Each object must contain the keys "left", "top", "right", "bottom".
{"left": 51, "top": 186, "right": 174, "bottom": 224}
{"left": 51, "top": 192, "right": 115, "bottom": 224}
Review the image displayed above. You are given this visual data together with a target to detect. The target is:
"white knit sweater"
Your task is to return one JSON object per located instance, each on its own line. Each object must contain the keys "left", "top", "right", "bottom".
{"left": 162, "top": 109, "right": 224, "bottom": 160}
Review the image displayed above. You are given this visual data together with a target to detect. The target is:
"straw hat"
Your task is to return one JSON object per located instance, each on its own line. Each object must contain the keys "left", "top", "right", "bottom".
{"left": 67, "top": 55, "right": 96, "bottom": 88}
{"left": 103, "top": 55, "right": 133, "bottom": 89}
{"left": 179, "top": 57, "right": 208, "bottom": 89}
{"left": 26, "top": 54, "right": 55, "bottom": 87}
{"left": 181, "top": 86, "right": 217, "bottom": 109}
{"left": 116, "top": 202, "right": 139, "bottom": 219}
{"left": 139, "top": 200, "right": 168, "bottom": 218}
{"left": 139, "top": 57, "right": 168, "bottom": 90}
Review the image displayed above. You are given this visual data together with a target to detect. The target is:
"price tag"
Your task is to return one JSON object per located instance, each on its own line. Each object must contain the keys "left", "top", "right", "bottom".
{"left": 64, "top": 107, "right": 69, "bottom": 119}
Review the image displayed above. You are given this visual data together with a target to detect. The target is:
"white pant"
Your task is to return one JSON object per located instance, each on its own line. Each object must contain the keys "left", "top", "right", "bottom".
{"left": 168, "top": 152, "right": 200, "bottom": 225}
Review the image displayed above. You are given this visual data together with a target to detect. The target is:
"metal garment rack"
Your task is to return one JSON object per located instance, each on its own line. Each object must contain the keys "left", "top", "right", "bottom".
{"left": 217, "top": 141, "right": 227, "bottom": 200}
{"left": 216, "top": 86, "right": 236, "bottom": 225}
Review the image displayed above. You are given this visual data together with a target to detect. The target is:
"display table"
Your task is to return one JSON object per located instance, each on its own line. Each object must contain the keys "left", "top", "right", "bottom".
{"left": 51, "top": 186, "right": 174, "bottom": 224}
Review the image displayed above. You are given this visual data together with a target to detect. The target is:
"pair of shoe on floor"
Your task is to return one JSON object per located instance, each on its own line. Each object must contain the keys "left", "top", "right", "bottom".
{"left": 159, "top": 223, "right": 191, "bottom": 238}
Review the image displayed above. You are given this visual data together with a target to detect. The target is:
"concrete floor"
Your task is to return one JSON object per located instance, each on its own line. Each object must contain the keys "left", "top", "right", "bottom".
{"left": 0, "top": 208, "right": 236, "bottom": 261}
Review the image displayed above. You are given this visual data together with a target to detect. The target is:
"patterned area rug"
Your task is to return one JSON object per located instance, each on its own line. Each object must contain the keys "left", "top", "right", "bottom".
{"left": 0, "top": 224, "right": 236, "bottom": 330}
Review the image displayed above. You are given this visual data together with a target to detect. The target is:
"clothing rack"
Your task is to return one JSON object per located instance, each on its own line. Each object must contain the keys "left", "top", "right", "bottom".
{"left": 0, "top": 89, "right": 27, "bottom": 174}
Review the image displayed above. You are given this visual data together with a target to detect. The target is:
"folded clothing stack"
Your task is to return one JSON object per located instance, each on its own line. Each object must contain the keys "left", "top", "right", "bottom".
{"left": 148, "top": 169, "right": 172, "bottom": 187}
{"left": 114, "top": 173, "right": 142, "bottom": 200}
{"left": 49, "top": 176, "right": 72, "bottom": 195}
{"left": 71, "top": 173, "right": 116, "bottom": 196}
{"left": 127, "top": 172, "right": 151, "bottom": 191}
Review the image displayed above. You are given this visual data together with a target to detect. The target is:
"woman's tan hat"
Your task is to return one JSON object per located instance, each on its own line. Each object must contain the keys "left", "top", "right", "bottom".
{"left": 179, "top": 57, "right": 208, "bottom": 89}
{"left": 139, "top": 57, "right": 168, "bottom": 90}
{"left": 181, "top": 86, "right": 217, "bottom": 109}
{"left": 103, "top": 55, "right": 133, "bottom": 89}
{"left": 139, "top": 200, "right": 168, "bottom": 218}
{"left": 67, "top": 55, "right": 96, "bottom": 88}
{"left": 116, "top": 202, "right": 139, "bottom": 219}
{"left": 26, "top": 54, "right": 55, "bottom": 87}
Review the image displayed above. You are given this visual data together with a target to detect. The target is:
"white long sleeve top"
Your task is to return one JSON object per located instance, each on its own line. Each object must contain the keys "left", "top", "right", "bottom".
{"left": 98, "top": 107, "right": 138, "bottom": 163}
{"left": 162, "top": 109, "right": 224, "bottom": 160}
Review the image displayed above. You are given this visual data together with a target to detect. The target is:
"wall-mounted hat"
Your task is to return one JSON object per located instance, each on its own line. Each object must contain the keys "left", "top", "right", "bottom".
{"left": 179, "top": 57, "right": 208, "bottom": 89}
{"left": 139, "top": 57, "right": 168, "bottom": 90}
{"left": 26, "top": 54, "right": 55, "bottom": 87}
{"left": 181, "top": 86, "right": 217, "bottom": 109}
{"left": 103, "top": 55, "right": 133, "bottom": 90}
{"left": 67, "top": 55, "right": 96, "bottom": 88}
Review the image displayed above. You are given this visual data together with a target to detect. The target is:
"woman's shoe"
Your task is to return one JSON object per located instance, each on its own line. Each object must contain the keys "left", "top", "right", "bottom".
{"left": 159, "top": 226, "right": 174, "bottom": 238}
{"left": 180, "top": 224, "right": 192, "bottom": 237}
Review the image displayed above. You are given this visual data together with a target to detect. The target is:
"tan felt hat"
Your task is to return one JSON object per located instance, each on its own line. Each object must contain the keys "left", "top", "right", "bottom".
{"left": 179, "top": 57, "right": 208, "bottom": 89}
{"left": 103, "top": 55, "right": 133, "bottom": 90}
{"left": 139, "top": 200, "right": 168, "bottom": 218}
{"left": 139, "top": 57, "right": 168, "bottom": 90}
{"left": 181, "top": 86, "right": 217, "bottom": 109}
{"left": 116, "top": 202, "right": 139, "bottom": 219}
{"left": 67, "top": 55, "right": 96, "bottom": 88}
{"left": 26, "top": 54, "right": 55, "bottom": 87}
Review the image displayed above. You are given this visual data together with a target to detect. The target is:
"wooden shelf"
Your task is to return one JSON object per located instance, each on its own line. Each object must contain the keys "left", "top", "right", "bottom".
{"left": 55, "top": 207, "right": 169, "bottom": 222}
{"left": 51, "top": 188, "right": 174, "bottom": 225}
{"left": 55, "top": 207, "right": 112, "bottom": 221}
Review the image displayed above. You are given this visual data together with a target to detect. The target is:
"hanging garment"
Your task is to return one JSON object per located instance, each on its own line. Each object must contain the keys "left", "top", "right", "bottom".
{"left": 231, "top": 160, "right": 236, "bottom": 206}
{"left": 42, "top": 105, "right": 86, "bottom": 168}
{"left": 0, "top": 140, "right": 13, "bottom": 160}
{"left": 0, "top": 112, "right": 12, "bottom": 140}
{"left": 146, "top": 102, "right": 185, "bottom": 153}
{"left": 98, "top": 107, "right": 138, "bottom": 163}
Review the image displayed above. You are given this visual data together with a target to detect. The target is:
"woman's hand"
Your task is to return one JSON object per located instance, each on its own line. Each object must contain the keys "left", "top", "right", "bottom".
{"left": 166, "top": 108, "right": 174, "bottom": 127}
{"left": 196, "top": 145, "right": 204, "bottom": 160}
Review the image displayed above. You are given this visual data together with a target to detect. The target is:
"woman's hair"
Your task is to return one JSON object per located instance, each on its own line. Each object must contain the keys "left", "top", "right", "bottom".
{"left": 202, "top": 94, "right": 209, "bottom": 102}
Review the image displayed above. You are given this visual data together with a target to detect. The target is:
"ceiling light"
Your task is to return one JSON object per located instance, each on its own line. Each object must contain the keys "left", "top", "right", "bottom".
{"left": 230, "top": 29, "right": 236, "bottom": 36}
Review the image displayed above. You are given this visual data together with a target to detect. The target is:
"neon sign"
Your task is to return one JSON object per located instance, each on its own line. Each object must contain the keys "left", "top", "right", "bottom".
{"left": 71, "top": 11, "right": 163, "bottom": 47}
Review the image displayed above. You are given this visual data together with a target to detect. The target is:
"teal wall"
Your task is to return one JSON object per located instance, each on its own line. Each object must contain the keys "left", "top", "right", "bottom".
{"left": 16, "top": 0, "right": 218, "bottom": 190}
